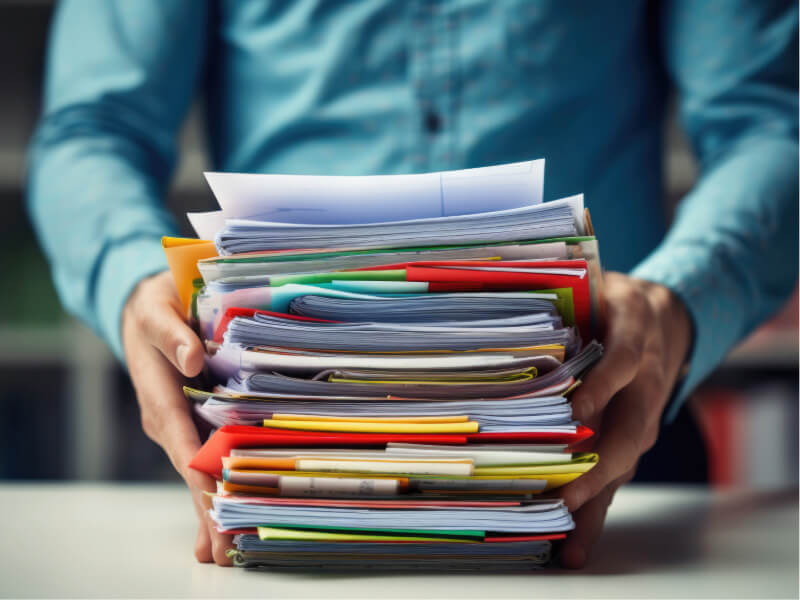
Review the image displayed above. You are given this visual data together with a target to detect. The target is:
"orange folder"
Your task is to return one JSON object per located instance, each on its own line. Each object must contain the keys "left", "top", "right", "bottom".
{"left": 161, "top": 237, "right": 217, "bottom": 314}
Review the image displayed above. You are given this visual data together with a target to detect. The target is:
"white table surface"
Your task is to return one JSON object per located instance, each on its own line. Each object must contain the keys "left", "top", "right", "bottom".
{"left": 0, "top": 483, "right": 796, "bottom": 599}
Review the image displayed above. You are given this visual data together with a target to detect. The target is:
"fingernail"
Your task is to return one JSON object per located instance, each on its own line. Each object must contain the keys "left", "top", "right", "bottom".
{"left": 176, "top": 344, "right": 189, "bottom": 373}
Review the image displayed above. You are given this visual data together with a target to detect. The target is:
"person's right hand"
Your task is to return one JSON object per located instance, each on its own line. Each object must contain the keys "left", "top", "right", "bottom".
{"left": 122, "top": 270, "right": 233, "bottom": 566}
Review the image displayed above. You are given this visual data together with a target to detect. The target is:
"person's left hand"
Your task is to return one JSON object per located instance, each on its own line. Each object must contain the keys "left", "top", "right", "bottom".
{"left": 558, "top": 271, "right": 692, "bottom": 568}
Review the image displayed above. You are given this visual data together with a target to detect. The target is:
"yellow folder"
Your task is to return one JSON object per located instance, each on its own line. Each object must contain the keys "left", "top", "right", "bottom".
{"left": 474, "top": 452, "right": 598, "bottom": 476}
{"left": 271, "top": 414, "right": 469, "bottom": 424}
{"left": 474, "top": 462, "right": 597, "bottom": 476}
{"left": 257, "top": 526, "right": 475, "bottom": 543}
{"left": 262, "top": 419, "right": 480, "bottom": 434}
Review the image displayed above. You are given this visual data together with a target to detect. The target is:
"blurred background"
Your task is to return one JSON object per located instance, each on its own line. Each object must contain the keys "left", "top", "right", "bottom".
{"left": 1, "top": 0, "right": 797, "bottom": 488}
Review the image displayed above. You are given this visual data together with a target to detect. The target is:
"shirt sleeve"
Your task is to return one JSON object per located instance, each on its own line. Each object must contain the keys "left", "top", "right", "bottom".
{"left": 26, "top": 0, "right": 208, "bottom": 362}
{"left": 632, "top": 0, "right": 799, "bottom": 421}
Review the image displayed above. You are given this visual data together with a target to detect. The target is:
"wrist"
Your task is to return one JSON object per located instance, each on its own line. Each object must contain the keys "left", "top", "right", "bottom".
{"left": 640, "top": 279, "right": 693, "bottom": 380}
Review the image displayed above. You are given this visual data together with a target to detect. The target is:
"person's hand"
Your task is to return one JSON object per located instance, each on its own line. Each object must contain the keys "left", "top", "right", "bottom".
{"left": 559, "top": 271, "right": 692, "bottom": 568}
{"left": 122, "top": 270, "right": 233, "bottom": 566}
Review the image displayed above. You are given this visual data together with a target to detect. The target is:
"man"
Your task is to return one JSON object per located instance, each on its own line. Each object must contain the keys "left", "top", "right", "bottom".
{"left": 27, "top": 1, "right": 798, "bottom": 567}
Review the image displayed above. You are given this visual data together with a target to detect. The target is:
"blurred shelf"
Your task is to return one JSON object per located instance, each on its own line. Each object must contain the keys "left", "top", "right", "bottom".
{"left": 0, "top": 321, "right": 116, "bottom": 480}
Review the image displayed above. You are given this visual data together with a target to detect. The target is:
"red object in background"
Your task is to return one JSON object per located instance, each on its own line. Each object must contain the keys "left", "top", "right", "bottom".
{"left": 693, "top": 389, "right": 742, "bottom": 487}
{"left": 693, "top": 284, "right": 797, "bottom": 488}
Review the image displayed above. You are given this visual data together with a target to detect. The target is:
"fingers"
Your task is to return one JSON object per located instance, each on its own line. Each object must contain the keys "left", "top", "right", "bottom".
{"left": 560, "top": 465, "right": 636, "bottom": 569}
{"left": 192, "top": 484, "right": 232, "bottom": 565}
{"left": 195, "top": 524, "right": 213, "bottom": 563}
{"left": 562, "top": 379, "right": 653, "bottom": 512}
{"left": 138, "top": 303, "right": 205, "bottom": 377}
{"left": 125, "top": 271, "right": 235, "bottom": 565}
{"left": 163, "top": 411, "right": 204, "bottom": 480}
{"left": 205, "top": 511, "right": 234, "bottom": 566}
{"left": 133, "top": 352, "right": 201, "bottom": 478}
{"left": 559, "top": 483, "right": 616, "bottom": 569}
{"left": 125, "top": 271, "right": 204, "bottom": 378}
{"left": 188, "top": 468, "right": 234, "bottom": 566}
{"left": 129, "top": 344, "right": 232, "bottom": 565}
{"left": 570, "top": 280, "right": 651, "bottom": 423}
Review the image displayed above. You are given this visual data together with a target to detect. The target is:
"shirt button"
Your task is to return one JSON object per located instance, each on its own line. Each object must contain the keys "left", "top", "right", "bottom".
{"left": 424, "top": 111, "right": 441, "bottom": 134}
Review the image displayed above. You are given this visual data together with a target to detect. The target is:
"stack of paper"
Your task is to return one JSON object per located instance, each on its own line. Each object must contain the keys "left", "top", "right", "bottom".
{"left": 164, "top": 160, "right": 605, "bottom": 571}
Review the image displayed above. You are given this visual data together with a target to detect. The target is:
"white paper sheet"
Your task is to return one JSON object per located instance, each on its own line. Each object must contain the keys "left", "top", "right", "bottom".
{"left": 200, "top": 160, "right": 544, "bottom": 230}
{"left": 213, "top": 194, "right": 584, "bottom": 254}
{"left": 186, "top": 210, "right": 228, "bottom": 241}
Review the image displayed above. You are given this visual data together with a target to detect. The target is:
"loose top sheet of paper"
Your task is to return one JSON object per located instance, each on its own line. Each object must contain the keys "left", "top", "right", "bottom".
{"left": 191, "top": 160, "right": 544, "bottom": 237}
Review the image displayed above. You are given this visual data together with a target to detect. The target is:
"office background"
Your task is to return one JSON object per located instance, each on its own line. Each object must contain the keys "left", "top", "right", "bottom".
{"left": 1, "top": 0, "right": 797, "bottom": 487}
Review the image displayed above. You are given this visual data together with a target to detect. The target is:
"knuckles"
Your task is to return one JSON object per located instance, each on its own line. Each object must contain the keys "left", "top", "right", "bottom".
{"left": 639, "top": 292, "right": 657, "bottom": 325}
{"left": 644, "top": 368, "right": 668, "bottom": 397}
{"left": 615, "top": 340, "right": 643, "bottom": 371}
{"left": 131, "top": 305, "right": 149, "bottom": 332}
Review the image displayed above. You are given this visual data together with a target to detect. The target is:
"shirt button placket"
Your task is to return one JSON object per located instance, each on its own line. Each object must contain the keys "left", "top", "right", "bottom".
{"left": 409, "top": 0, "right": 457, "bottom": 172}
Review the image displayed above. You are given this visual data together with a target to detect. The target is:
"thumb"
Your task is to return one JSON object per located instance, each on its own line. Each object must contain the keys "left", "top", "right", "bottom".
{"left": 140, "top": 305, "right": 205, "bottom": 377}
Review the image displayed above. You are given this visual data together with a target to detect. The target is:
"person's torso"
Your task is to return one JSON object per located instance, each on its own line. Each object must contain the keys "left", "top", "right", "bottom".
{"left": 204, "top": 0, "right": 670, "bottom": 272}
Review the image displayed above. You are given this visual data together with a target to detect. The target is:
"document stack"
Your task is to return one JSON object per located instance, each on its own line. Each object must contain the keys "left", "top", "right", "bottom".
{"left": 164, "top": 160, "right": 605, "bottom": 571}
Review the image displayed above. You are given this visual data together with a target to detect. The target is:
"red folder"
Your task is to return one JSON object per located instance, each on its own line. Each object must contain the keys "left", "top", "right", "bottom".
{"left": 352, "top": 259, "right": 586, "bottom": 272}
{"left": 467, "top": 425, "right": 594, "bottom": 445}
{"left": 403, "top": 262, "right": 591, "bottom": 341}
{"left": 350, "top": 260, "right": 591, "bottom": 339}
{"left": 218, "top": 497, "right": 524, "bottom": 508}
{"left": 231, "top": 425, "right": 594, "bottom": 444}
{"left": 190, "top": 425, "right": 595, "bottom": 479}
{"left": 217, "top": 528, "right": 566, "bottom": 542}
{"left": 190, "top": 425, "right": 468, "bottom": 479}
{"left": 213, "top": 308, "right": 337, "bottom": 342}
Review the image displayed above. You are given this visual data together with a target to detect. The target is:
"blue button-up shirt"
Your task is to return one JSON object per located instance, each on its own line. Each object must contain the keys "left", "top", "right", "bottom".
{"left": 28, "top": 0, "right": 798, "bottom": 420}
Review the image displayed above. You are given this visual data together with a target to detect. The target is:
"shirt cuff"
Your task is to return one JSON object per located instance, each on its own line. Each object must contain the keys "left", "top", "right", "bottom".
{"left": 96, "top": 235, "right": 169, "bottom": 363}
